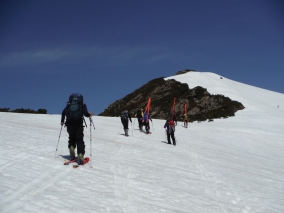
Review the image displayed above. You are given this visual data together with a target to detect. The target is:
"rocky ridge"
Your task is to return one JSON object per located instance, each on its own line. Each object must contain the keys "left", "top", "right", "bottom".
{"left": 99, "top": 74, "right": 244, "bottom": 122}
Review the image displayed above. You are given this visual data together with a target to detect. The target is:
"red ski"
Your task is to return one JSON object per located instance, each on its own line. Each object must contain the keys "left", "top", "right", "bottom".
{"left": 73, "top": 157, "right": 90, "bottom": 168}
{"left": 63, "top": 158, "right": 77, "bottom": 165}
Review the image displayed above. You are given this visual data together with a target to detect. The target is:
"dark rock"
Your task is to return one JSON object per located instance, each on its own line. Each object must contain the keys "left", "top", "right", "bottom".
{"left": 175, "top": 69, "right": 196, "bottom": 76}
{"left": 98, "top": 77, "right": 244, "bottom": 122}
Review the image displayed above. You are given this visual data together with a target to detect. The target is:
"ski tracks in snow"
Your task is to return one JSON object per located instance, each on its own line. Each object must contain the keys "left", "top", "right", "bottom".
{"left": 0, "top": 164, "right": 70, "bottom": 213}
{"left": 183, "top": 134, "right": 252, "bottom": 213}
{"left": 110, "top": 135, "right": 141, "bottom": 213}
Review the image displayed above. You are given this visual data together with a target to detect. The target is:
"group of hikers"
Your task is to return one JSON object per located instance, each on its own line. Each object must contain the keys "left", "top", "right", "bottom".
{"left": 60, "top": 93, "right": 189, "bottom": 164}
{"left": 120, "top": 108, "right": 152, "bottom": 136}
{"left": 120, "top": 107, "right": 189, "bottom": 147}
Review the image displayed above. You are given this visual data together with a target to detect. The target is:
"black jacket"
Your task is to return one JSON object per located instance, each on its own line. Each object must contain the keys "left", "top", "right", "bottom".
{"left": 136, "top": 109, "right": 143, "bottom": 118}
{"left": 121, "top": 110, "right": 132, "bottom": 123}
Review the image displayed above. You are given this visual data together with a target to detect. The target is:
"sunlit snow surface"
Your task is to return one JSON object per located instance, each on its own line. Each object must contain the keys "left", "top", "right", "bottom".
{"left": 1, "top": 72, "right": 284, "bottom": 213}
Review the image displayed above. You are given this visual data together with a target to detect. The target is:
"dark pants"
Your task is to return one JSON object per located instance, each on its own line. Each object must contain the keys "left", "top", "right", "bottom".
{"left": 67, "top": 123, "right": 85, "bottom": 155}
{"left": 138, "top": 118, "right": 143, "bottom": 129}
{"left": 144, "top": 122, "right": 150, "bottom": 133}
{"left": 122, "top": 120, "right": 129, "bottom": 130}
{"left": 167, "top": 132, "right": 176, "bottom": 145}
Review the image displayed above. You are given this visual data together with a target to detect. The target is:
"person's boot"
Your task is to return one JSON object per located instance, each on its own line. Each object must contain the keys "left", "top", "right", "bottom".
{"left": 69, "top": 146, "right": 75, "bottom": 160}
{"left": 78, "top": 153, "right": 84, "bottom": 165}
{"left": 125, "top": 129, "right": 129, "bottom": 136}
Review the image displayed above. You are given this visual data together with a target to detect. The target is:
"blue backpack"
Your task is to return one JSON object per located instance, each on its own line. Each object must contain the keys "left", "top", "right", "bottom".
{"left": 66, "top": 93, "right": 84, "bottom": 121}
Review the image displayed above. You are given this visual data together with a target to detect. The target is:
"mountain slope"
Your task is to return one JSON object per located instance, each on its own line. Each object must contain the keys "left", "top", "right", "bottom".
{"left": 0, "top": 72, "right": 284, "bottom": 213}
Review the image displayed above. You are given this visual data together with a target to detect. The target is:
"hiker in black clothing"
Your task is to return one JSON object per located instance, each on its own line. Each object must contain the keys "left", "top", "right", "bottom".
{"left": 143, "top": 111, "right": 152, "bottom": 134}
{"left": 183, "top": 113, "right": 188, "bottom": 128}
{"left": 61, "top": 93, "right": 93, "bottom": 164}
{"left": 164, "top": 118, "right": 176, "bottom": 146}
{"left": 120, "top": 110, "right": 132, "bottom": 136}
{"left": 135, "top": 108, "right": 144, "bottom": 131}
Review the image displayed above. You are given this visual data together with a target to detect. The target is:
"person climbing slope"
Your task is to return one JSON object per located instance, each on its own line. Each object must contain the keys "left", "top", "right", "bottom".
{"left": 135, "top": 108, "right": 144, "bottom": 131}
{"left": 61, "top": 93, "right": 93, "bottom": 165}
{"left": 164, "top": 118, "right": 176, "bottom": 146}
{"left": 183, "top": 113, "right": 188, "bottom": 128}
{"left": 143, "top": 111, "right": 152, "bottom": 134}
{"left": 120, "top": 109, "right": 132, "bottom": 136}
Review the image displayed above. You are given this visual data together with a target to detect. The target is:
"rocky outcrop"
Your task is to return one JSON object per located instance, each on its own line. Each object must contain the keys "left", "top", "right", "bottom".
{"left": 98, "top": 77, "right": 244, "bottom": 122}
{"left": 175, "top": 69, "right": 195, "bottom": 75}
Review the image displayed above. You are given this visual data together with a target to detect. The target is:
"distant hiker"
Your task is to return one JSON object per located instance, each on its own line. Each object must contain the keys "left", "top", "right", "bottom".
{"left": 135, "top": 108, "right": 144, "bottom": 131}
{"left": 164, "top": 118, "right": 176, "bottom": 146}
{"left": 172, "top": 110, "right": 177, "bottom": 126}
{"left": 120, "top": 110, "right": 132, "bottom": 136}
{"left": 143, "top": 111, "right": 152, "bottom": 134}
{"left": 169, "top": 110, "right": 177, "bottom": 125}
{"left": 61, "top": 93, "right": 93, "bottom": 165}
{"left": 183, "top": 114, "right": 188, "bottom": 128}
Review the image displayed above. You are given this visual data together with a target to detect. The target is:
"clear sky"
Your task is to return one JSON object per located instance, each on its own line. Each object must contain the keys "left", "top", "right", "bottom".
{"left": 1, "top": 0, "right": 283, "bottom": 114}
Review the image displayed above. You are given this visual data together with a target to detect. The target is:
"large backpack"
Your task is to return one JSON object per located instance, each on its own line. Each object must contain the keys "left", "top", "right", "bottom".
{"left": 169, "top": 120, "right": 175, "bottom": 126}
{"left": 66, "top": 93, "right": 84, "bottom": 121}
{"left": 168, "top": 119, "right": 175, "bottom": 133}
{"left": 121, "top": 110, "right": 128, "bottom": 122}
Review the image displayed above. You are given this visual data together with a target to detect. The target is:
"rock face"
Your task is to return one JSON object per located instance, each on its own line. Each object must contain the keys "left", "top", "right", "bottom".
{"left": 175, "top": 69, "right": 195, "bottom": 75}
{"left": 98, "top": 77, "right": 244, "bottom": 122}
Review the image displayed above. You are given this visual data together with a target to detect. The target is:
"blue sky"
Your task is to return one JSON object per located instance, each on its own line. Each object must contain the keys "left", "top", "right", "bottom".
{"left": 1, "top": 0, "right": 283, "bottom": 114}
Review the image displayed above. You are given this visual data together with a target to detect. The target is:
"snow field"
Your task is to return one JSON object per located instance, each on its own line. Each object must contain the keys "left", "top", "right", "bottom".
{"left": 1, "top": 72, "right": 284, "bottom": 213}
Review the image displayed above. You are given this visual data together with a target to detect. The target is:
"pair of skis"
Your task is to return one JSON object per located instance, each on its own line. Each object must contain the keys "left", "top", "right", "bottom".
{"left": 63, "top": 157, "right": 90, "bottom": 168}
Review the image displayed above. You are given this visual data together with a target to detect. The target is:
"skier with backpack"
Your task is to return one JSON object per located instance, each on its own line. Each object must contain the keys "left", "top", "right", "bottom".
{"left": 169, "top": 111, "right": 177, "bottom": 125}
{"left": 183, "top": 113, "right": 188, "bottom": 128}
{"left": 164, "top": 118, "right": 176, "bottom": 146}
{"left": 120, "top": 110, "right": 132, "bottom": 136}
{"left": 172, "top": 110, "right": 177, "bottom": 126}
{"left": 143, "top": 111, "right": 152, "bottom": 134}
{"left": 60, "top": 93, "right": 93, "bottom": 165}
{"left": 135, "top": 108, "right": 144, "bottom": 131}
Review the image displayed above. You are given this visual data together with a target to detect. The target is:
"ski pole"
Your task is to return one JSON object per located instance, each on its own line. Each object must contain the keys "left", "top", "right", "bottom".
{"left": 55, "top": 125, "right": 63, "bottom": 159}
{"left": 89, "top": 117, "right": 93, "bottom": 168}
{"left": 89, "top": 117, "right": 95, "bottom": 130}
{"left": 132, "top": 119, "right": 136, "bottom": 136}
{"left": 151, "top": 120, "right": 154, "bottom": 133}
{"left": 118, "top": 124, "right": 123, "bottom": 135}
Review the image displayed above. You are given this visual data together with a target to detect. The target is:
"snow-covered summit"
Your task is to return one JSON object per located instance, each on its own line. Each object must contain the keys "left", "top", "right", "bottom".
{"left": 0, "top": 72, "right": 284, "bottom": 213}
{"left": 166, "top": 71, "right": 284, "bottom": 112}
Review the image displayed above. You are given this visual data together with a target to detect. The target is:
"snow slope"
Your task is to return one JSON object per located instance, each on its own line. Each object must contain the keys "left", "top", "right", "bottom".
{"left": 1, "top": 72, "right": 284, "bottom": 213}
